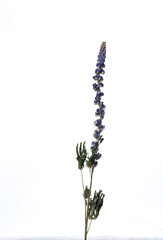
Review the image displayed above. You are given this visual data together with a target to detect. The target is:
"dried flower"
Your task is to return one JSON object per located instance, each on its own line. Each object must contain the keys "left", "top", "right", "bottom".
{"left": 76, "top": 42, "right": 106, "bottom": 240}
{"left": 87, "top": 41, "right": 106, "bottom": 168}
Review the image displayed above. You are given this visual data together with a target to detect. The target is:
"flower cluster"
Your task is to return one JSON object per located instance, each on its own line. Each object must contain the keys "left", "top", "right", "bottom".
{"left": 76, "top": 42, "right": 106, "bottom": 240}
{"left": 91, "top": 41, "right": 106, "bottom": 167}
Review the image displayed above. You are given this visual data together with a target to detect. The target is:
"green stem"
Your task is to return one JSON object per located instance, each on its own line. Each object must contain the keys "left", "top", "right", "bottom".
{"left": 80, "top": 169, "right": 85, "bottom": 193}
{"left": 81, "top": 170, "right": 87, "bottom": 232}
{"left": 87, "top": 219, "right": 92, "bottom": 234}
{"left": 84, "top": 166, "right": 94, "bottom": 240}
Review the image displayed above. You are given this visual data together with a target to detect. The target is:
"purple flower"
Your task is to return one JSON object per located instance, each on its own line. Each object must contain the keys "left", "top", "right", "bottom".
{"left": 93, "top": 75, "right": 103, "bottom": 81}
{"left": 100, "top": 102, "right": 106, "bottom": 110}
{"left": 91, "top": 141, "right": 99, "bottom": 151}
{"left": 99, "top": 135, "right": 104, "bottom": 143}
{"left": 95, "top": 153, "right": 102, "bottom": 160}
{"left": 94, "top": 119, "right": 102, "bottom": 127}
{"left": 96, "top": 63, "right": 105, "bottom": 68}
{"left": 91, "top": 41, "right": 106, "bottom": 167}
{"left": 93, "top": 83, "right": 100, "bottom": 91}
{"left": 95, "top": 68, "right": 105, "bottom": 75}
{"left": 99, "top": 82, "right": 104, "bottom": 88}
{"left": 93, "top": 130, "right": 100, "bottom": 139}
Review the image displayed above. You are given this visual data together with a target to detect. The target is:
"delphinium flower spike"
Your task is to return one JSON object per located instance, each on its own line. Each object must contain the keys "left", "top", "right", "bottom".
{"left": 76, "top": 42, "right": 106, "bottom": 240}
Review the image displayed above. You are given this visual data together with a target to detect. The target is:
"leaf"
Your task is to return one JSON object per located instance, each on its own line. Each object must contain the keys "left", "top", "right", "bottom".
{"left": 83, "top": 186, "right": 91, "bottom": 199}
{"left": 88, "top": 189, "right": 105, "bottom": 220}
{"left": 76, "top": 141, "right": 88, "bottom": 170}
{"left": 76, "top": 144, "right": 79, "bottom": 158}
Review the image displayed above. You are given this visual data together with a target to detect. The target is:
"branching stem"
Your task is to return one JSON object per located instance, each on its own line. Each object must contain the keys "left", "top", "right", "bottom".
{"left": 84, "top": 166, "right": 94, "bottom": 240}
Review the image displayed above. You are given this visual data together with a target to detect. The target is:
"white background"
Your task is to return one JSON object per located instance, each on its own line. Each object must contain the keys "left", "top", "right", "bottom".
{"left": 0, "top": 0, "right": 163, "bottom": 238}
